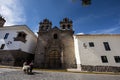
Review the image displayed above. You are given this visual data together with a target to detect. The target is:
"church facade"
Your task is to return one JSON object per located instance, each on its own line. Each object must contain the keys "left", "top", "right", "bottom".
{"left": 34, "top": 18, "right": 76, "bottom": 69}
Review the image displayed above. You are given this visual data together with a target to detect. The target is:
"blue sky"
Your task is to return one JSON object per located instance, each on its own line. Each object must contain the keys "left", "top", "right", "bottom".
{"left": 0, "top": 0, "right": 120, "bottom": 34}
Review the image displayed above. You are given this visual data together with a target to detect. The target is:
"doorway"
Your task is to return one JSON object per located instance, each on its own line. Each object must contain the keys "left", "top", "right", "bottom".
{"left": 46, "top": 50, "right": 61, "bottom": 69}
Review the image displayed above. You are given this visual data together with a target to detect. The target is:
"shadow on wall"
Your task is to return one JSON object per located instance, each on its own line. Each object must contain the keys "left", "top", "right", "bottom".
{"left": 0, "top": 50, "right": 35, "bottom": 67}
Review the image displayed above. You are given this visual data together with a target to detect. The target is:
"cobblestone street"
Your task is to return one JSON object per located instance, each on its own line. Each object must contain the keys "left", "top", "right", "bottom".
{"left": 0, "top": 68, "right": 120, "bottom": 80}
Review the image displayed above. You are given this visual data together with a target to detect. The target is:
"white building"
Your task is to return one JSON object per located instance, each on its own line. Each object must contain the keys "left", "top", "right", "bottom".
{"left": 0, "top": 16, "right": 37, "bottom": 66}
{"left": 74, "top": 34, "right": 120, "bottom": 72}
{"left": 0, "top": 25, "right": 37, "bottom": 53}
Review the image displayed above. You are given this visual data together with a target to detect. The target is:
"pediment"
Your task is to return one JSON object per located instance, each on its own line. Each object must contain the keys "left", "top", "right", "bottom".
{"left": 52, "top": 26, "right": 60, "bottom": 31}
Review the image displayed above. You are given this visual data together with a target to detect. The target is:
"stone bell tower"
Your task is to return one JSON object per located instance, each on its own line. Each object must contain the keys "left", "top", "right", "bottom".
{"left": 59, "top": 18, "right": 76, "bottom": 68}
{"left": 0, "top": 15, "right": 6, "bottom": 27}
{"left": 60, "top": 18, "right": 73, "bottom": 30}
{"left": 39, "top": 19, "right": 52, "bottom": 32}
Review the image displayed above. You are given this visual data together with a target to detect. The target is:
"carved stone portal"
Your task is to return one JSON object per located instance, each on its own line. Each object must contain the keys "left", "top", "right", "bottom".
{"left": 45, "top": 50, "right": 61, "bottom": 69}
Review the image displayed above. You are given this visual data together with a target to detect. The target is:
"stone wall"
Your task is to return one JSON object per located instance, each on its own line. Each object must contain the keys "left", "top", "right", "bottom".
{"left": 60, "top": 31, "right": 76, "bottom": 68}
{"left": 81, "top": 65, "right": 120, "bottom": 72}
{"left": 0, "top": 50, "right": 33, "bottom": 66}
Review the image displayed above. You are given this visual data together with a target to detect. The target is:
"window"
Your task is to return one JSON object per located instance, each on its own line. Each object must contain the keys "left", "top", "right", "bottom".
{"left": 46, "top": 26, "right": 49, "bottom": 30}
{"left": 14, "top": 32, "right": 27, "bottom": 43}
{"left": 101, "top": 56, "right": 108, "bottom": 63}
{"left": 17, "top": 32, "right": 26, "bottom": 39}
{"left": 4, "top": 33, "right": 9, "bottom": 39}
{"left": 103, "top": 42, "right": 111, "bottom": 51}
{"left": 62, "top": 25, "right": 65, "bottom": 29}
{"left": 67, "top": 25, "right": 70, "bottom": 30}
{"left": 114, "top": 56, "right": 120, "bottom": 63}
{"left": 53, "top": 34, "right": 58, "bottom": 39}
{"left": 89, "top": 42, "right": 94, "bottom": 47}
{"left": 0, "top": 44, "right": 5, "bottom": 49}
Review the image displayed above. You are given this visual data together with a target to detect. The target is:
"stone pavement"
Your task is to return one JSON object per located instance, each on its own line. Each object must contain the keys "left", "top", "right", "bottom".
{"left": 0, "top": 68, "right": 120, "bottom": 80}
{"left": 0, "top": 68, "right": 18, "bottom": 73}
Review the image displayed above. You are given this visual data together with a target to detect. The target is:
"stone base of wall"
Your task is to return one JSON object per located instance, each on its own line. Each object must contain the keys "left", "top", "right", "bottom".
{"left": 0, "top": 50, "right": 34, "bottom": 66}
{"left": 81, "top": 65, "right": 120, "bottom": 72}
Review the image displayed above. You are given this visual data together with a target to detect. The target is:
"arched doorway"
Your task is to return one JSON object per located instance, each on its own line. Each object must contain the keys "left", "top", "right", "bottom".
{"left": 46, "top": 50, "right": 61, "bottom": 69}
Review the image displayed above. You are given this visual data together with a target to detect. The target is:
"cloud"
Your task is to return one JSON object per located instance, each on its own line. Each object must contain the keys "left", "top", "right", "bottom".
{"left": 32, "top": 25, "right": 39, "bottom": 37}
{"left": 33, "top": 29, "right": 38, "bottom": 36}
{"left": 76, "top": 32, "right": 84, "bottom": 35}
{"left": 0, "top": 0, "right": 26, "bottom": 26}
{"left": 89, "top": 17, "right": 120, "bottom": 34}
{"left": 89, "top": 26, "right": 120, "bottom": 34}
